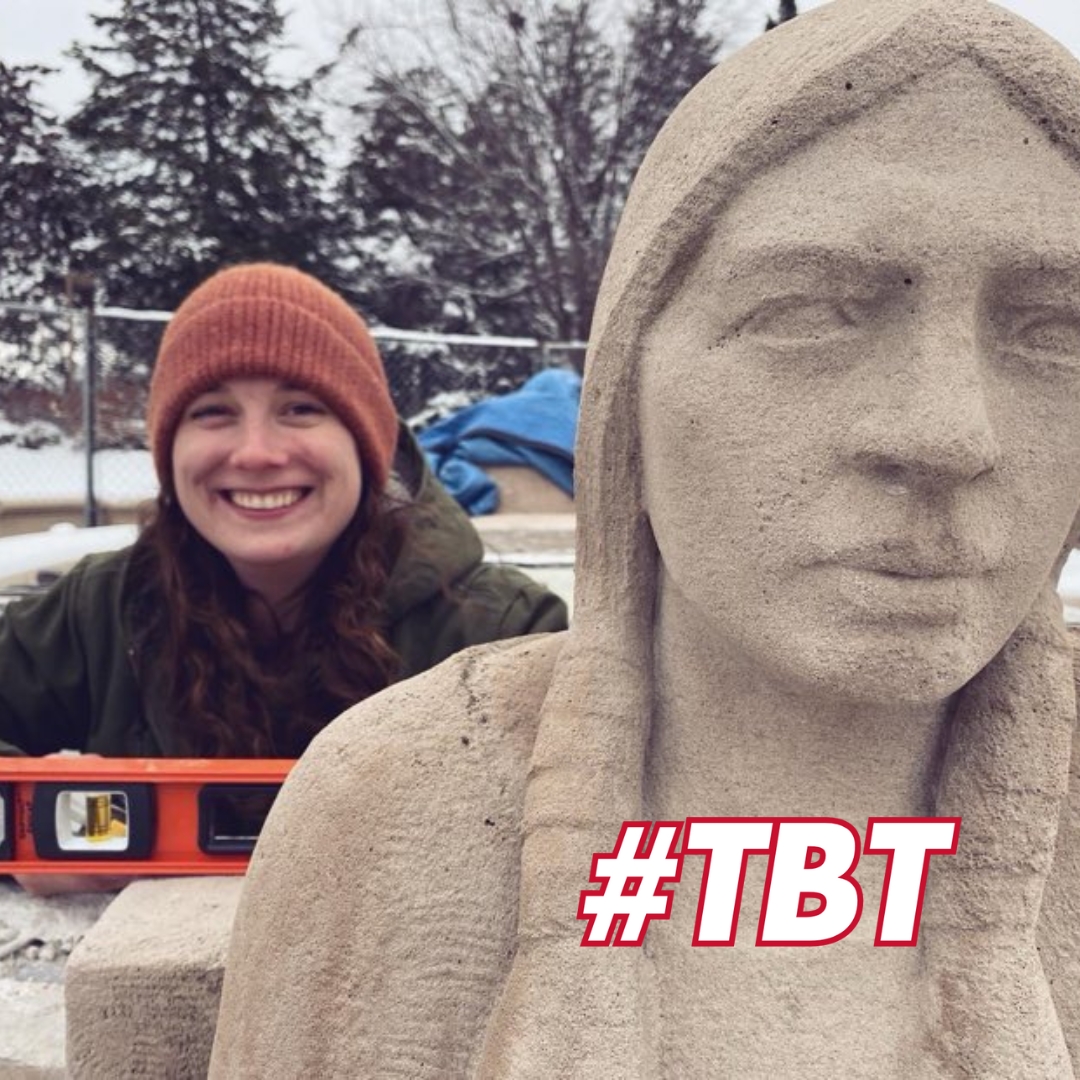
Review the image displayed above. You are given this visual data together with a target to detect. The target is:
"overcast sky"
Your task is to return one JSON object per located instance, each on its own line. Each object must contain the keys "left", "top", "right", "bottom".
{"left": 3, "top": 0, "right": 1080, "bottom": 114}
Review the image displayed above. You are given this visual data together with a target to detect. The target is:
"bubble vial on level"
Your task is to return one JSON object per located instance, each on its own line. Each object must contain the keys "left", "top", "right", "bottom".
{"left": 56, "top": 790, "right": 130, "bottom": 852}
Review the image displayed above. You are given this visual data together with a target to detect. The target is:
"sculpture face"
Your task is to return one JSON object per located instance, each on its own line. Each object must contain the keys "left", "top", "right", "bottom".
{"left": 641, "top": 65, "right": 1080, "bottom": 705}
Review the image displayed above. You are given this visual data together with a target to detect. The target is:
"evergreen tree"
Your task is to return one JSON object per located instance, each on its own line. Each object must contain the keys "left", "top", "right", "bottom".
{"left": 0, "top": 63, "right": 82, "bottom": 301}
{"left": 765, "top": 0, "right": 798, "bottom": 31}
{"left": 339, "top": 66, "right": 464, "bottom": 332}
{"left": 0, "top": 63, "right": 85, "bottom": 401}
{"left": 68, "top": 0, "right": 345, "bottom": 312}
{"left": 339, "top": 0, "right": 722, "bottom": 346}
{"left": 621, "top": 0, "right": 721, "bottom": 167}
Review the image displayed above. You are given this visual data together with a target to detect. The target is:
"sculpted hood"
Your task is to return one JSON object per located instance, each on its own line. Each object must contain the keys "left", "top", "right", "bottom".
{"left": 506, "top": 1, "right": 1080, "bottom": 1075}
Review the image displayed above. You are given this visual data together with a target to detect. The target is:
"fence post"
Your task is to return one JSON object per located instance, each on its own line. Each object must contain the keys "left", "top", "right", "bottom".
{"left": 83, "top": 306, "right": 98, "bottom": 526}
{"left": 65, "top": 271, "right": 99, "bottom": 527}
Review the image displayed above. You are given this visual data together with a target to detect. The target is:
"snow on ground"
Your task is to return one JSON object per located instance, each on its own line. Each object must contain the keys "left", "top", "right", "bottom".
{"left": 0, "top": 524, "right": 139, "bottom": 582}
{"left": 0, "top": 881, "right": 118, "bottom": 1074}
{"left": 0, "top": 444, "right": 155, "bottom": 503}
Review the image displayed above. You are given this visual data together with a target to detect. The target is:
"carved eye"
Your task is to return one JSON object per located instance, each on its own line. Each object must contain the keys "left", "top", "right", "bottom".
{"left": 740, "top": 296, "right": 867, "bottom": 343}
{"left": 1006, "top": 308, "right": 1080, "bottom": 363}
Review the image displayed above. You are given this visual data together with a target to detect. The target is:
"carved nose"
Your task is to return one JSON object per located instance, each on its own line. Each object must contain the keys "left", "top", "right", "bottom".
{"left": 849, "top": 347, "right": 1000, "bottom": 493}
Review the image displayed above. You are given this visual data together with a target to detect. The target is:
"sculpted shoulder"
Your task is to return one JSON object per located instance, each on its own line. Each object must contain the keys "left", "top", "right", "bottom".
{"left": 251, "top": 628, "right": 566, "bottom": 887}
{"left": 308, "top": 628, "right": 564, "bottom": 781}
{"left": 212, "top": 631, "right": 565, "bottom": 1079}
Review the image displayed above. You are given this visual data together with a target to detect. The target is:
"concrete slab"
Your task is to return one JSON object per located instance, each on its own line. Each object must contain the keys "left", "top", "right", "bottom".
{"left": 484, "top": 466, "right": 574, "bottom": 514}
{"left": 475, "top": 512, "right": 575, "bottom": 558}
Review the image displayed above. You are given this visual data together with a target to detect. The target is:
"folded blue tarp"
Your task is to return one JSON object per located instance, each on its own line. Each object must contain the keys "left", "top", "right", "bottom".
{"left": 417, "top": 367, "right": 581, "bottom": 515}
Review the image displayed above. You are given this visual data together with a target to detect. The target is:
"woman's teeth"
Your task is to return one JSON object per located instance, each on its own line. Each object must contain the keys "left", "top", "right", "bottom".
{"left": 229, "top": 489, "right": 305, "bottom": 510}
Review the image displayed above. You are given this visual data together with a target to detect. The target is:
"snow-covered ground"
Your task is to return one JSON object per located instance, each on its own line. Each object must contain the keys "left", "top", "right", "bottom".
{"left": 0, "top": 443, "right": 155, "bottom": 503}
{"left": 0, "top": 524, "right": 138, "bottom": 581}
{"left": 0, "top": 522, "right": 575, "bottom": 616}
{"left": 0, "top": 881, "right": 115, "bottom": 1074}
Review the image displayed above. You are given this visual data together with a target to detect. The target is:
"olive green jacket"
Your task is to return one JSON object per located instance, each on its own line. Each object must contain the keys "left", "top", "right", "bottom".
{"left": 0, "top": 433, "right": 567, "bottom": 757}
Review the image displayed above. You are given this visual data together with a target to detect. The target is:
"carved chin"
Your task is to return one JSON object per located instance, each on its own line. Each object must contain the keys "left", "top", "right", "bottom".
{"left": 761, "top": 626, "right": 1000, "bottom": 709}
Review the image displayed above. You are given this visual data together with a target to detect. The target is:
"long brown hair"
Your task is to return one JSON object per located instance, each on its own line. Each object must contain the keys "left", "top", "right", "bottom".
{"left": 128, "top": 483, "right": 407, "bottom": 758}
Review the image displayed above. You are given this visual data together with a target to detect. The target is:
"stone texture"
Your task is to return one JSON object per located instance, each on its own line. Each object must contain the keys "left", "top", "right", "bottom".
{"left": 475, "top": 513, "right": 575, "bottom": 615}
{"left": 211, "top": 636, "right": 561, "bottom": 1078}
{"left": 474, "top": 512, "right": 574, "bottom": 558}
{"left": 211, "top": 2, "right": 1080, "bottom": 1077}
{"left": 66, "top": 878, "right": 242, "bottom": 1080}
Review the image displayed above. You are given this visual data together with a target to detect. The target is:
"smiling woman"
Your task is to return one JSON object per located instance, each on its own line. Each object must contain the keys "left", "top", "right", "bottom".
{"left": 0, "top": 263, "right": 568, "bottom": 893}
{"left": 171, "top": 378, "right": 367, "bottom": 615}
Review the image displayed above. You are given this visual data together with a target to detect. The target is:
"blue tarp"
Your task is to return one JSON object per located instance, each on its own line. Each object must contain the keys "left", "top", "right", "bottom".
{"left": 417, "top": 367, "right": 581, "bottom": 515}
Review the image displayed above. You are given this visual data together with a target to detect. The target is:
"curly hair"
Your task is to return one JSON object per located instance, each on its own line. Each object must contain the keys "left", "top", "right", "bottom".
{"left": 128, "top": 484, "right": 407, "bottom": 758}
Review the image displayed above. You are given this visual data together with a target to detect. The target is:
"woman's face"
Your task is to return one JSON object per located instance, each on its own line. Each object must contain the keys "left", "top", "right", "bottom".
{"left": 172, "top": 377, "right": 363, "bottom": 599}
{"left": 640, "top": 64, "right": 1080, "bottom": 705}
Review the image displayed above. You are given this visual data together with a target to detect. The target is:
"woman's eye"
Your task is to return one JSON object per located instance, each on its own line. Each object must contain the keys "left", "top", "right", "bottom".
{"left": 187, "top": 403, "right": 231, "bottom": 421}
{"left": 738, "top": 296, "right": 867, "bottom": 342}
{"left": 282, "top": 400, "right": 327, "bottom": 418}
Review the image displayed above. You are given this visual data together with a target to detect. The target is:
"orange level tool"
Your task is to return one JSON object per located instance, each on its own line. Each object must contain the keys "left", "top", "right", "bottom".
{"left": 0, "top": 757, "right": 294, "bottom": 875}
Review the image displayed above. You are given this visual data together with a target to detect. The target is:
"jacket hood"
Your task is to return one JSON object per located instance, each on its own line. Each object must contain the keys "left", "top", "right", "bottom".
{"left": 381, "top": 422, "right": 485, "bottom": 619}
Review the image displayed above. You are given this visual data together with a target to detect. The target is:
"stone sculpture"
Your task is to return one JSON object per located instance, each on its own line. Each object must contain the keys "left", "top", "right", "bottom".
{"left": 210, "top": 1, "right": 1080, "bottom": 1076}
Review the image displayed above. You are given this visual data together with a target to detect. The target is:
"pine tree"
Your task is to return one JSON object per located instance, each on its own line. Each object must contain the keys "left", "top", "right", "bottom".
{"left": 0, "top": 63, "right": 85, "bottom": 403}
{"left": 0, "top": 63, "right": 82, "bottom": 302}
{"left": 68, "top": 0, "right": 345, "bottom": 312}
{"left": 765, "top": 0, "right": 798, "bottom": 32}
{"left": 339, "top": 66, "right": 465, "bottom": 332}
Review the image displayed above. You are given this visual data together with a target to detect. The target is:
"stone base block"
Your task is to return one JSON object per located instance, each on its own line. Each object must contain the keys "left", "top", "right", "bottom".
{"left": 65, "top": 878, "right": 242, "bottom": 1079}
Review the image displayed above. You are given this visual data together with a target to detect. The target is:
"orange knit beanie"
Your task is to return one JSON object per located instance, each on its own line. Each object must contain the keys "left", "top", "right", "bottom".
{"left": 147, "top": 263, "right": 398, "bottom": 491}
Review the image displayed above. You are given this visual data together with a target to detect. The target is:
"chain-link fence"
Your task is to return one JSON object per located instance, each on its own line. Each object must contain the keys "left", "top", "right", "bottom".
{"left": 0, "top": 301, "right": 585, "bottom": 529}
